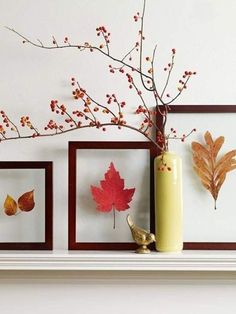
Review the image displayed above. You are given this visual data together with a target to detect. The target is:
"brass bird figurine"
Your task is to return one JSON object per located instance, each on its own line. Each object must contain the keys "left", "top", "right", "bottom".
{"left": 127, "top": 214, "right": 155, "bottom": 254}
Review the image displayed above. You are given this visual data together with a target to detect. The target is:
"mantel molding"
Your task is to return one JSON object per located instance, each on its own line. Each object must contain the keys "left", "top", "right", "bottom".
{"left": 0, "top": 250, "right": 236, "bottom": 271}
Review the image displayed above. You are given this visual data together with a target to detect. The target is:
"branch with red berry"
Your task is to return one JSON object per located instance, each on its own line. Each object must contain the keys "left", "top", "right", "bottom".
{"left": 3, "top": 0, "right": 196, "bottom": 149}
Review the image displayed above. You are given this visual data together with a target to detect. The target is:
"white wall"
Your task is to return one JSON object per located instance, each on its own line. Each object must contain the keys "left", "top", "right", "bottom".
{"left": 1, "top": 0, "right": 236, "bottom": 313}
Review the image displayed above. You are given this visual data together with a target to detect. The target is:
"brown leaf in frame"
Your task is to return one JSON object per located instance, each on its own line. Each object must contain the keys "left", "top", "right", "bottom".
{"left": 192, "top": 131, "right": 236, "bottom": 209}
{"left": 18, "top": 190, "right": 35, "bottom": 212}
{"left": 3, "top": 195, "right": 17, "bottom": 216}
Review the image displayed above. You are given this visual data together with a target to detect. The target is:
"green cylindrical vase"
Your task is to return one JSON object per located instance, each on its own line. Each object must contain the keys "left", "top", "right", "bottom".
{"left": 154, "top": 151, "right": 183, "bottom": 252}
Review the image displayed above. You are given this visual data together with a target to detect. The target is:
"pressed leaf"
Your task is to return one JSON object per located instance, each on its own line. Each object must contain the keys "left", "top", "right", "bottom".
{"left": 192, "top": 131, "right": 236, "bottom": 209}
{"left": 18, "top": 190, "right": 35, "bottom": 212}
{"left": 91, "top": 162, "right": 135, "bottom": 229}
{"left": 4, "top": 195, "right": 17, "bottom": 216}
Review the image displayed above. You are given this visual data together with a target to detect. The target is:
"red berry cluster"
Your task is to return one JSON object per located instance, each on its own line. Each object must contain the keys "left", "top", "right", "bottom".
{"left": 163, "top": 48, "right": 176, "bottom": 71}
{"left": 106, "top": 94, "right": 115, "bottom": 104}
{"left": 177, "top": 71, "right": 196, "bottom": 92}
{"left": 110, "top": 117, "right": 119, "bottom": 124}
{"left": 105, "top": 93, "right": 126, "bottom": 108}
{"left": 108, "top": 65, "right": 115, "bottom": 74}
{"left": 20, "top": 116, "right": 32, "bottom": 128}
{"left": 164, "top": 62, "right": 173, "bottom": 72}
{"left": 170, "top": 127, "right": 177, "bottom": 136}
{"left": 60, "top": 104, "right": 66, "bottom": 114}
{"left": 50, "top": 100, "right": 67, "bottom": 115}
{"left": 20, "top": 116, "right": 39, "bottom": 138}
{"left": 64, "top": 37, "right": 69, "bottom": 44}
{"left": 182, "top": 70, "right": 197, "bottom": 78}
{"left": 72, "top": 89, "right": 85, "bottom": 100}
{"left": 44, "top": 120, "right": 63, "bottom": 131}
{"left": 50, "top": 100, "right": 58, "bottom": 112}
{"left": 96, "top": 26, "right": 111, "bottom": 45}
{"left": 72, "top": 110, "right": 83, "bottom": 118}
{"left": 126, "top": 73, "right": 133, "bottom": 89}
{"left": 49, "top": 100, "right": 76, "bottom": 127}
{"left": 71, "top": 77, "right": 76, "bottom": 86}
{"left": 0, "top": 110, "right": 10, "bottom": 128}
{"left": 135, "top": 105, "right": 147, "bottom": 114}
{"left": 133, "top": 12, "right": 140, "bottom": 22}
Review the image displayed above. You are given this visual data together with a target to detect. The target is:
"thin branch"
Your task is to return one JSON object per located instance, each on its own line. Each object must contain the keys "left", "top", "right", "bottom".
{"left": 166, "top": 76, "right": 191, "bottom": 105}
{"left": 167, "top": 128, "right": 196, "bottom": 140}
{"left": 6, "top": 27, "right": 153, "bottom": 83}
{"left": 4, "top": 114, "right": 21, "bottom": 137}
{"left": 101, "top": 31, "right": 110, "bottom": 55}
{"left": 37, "top": 38, "right": 43, "bottom": 47}
{"left": 121, "top": 43, "right": 138, "bottom": 62}
{"left": 151, "top": 45, "right": 157, "bottom": 88}
{"left": 138, "top": 0, "right": 154, "bottom": 92}
{"left": 0, "top": 132, "right": 7, "bottom": 139}
{"left": 0, "top": 122, "right": 161, "bottom": 148}
{"left": 81, "top": 98, "right": 97, "bottom": 123}
{"left": 161, "top": 53, "right": 175, "bottom": 98}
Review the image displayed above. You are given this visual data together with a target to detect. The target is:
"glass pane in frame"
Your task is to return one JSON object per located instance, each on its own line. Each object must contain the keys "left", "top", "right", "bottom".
{"left": 157, "top": 105, "right": 236, "bottom": 249}
{"left": 0, "top": 162, "right": 53, "bottom": 250}
{"left": 68, "top": 141, "right": 156, "bottom": 250}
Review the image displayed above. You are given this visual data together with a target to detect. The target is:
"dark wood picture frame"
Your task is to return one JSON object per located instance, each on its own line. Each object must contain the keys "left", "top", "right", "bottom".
{"left": 157, "top": 105, "right": 236, "bottom": 250}
{"left": 0, "top": 161, "right": 53, "bottom": 250}
{"left": 68, "top": 141, "right": 156, "bottom": 250}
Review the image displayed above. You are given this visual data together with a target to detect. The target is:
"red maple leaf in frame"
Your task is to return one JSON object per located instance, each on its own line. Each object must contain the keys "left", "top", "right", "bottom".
{"left": 91, "top": 162, "right": 135, "bottom": 229}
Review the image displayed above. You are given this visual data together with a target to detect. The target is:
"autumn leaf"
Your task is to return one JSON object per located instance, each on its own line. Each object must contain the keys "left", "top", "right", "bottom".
{"left": 18, "top": 190, "right": 35, "bottom": 212}
{"left": 4, "top": 195, "right": 17, "bottom": 216}
{"left": 192, "top": 131, "right": 236, "bottom": 209}
{"left": 91, "top": 162, "right": 135, "bottom": 229}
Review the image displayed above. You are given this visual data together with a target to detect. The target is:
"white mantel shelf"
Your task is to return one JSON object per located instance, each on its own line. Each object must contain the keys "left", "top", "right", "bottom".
{"left": 0, "top": 250, "right": 236, "bottom": 271}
